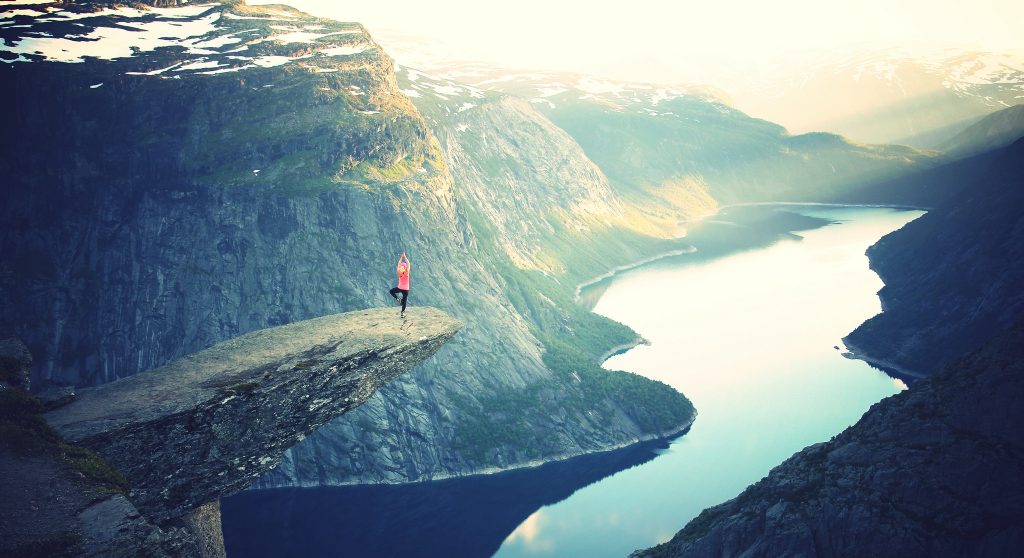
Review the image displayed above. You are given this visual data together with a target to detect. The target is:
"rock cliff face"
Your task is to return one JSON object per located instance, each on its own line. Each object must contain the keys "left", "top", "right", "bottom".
{"left": 435, "top": 69, "right": 941, "bottom": 207}
{"left": 844, "top": 137, "right": 1024, "bottom": 376}
{"left": 2, "top": 308, "right": 459, "bottom": 557}
{"left": 46, "top": 307, "right": 461, "bottom": 522}
{"left": 256, "top": 66, "right": 701, "bottom": 487}
{"left": 1, "top": 1, "right": 695, "bottom": 489}
{"left": 633, "top": 322, "right": 1024, "bottom": 558}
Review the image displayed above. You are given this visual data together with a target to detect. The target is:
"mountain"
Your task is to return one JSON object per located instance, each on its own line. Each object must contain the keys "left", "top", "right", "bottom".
{"left": 0, "top": 0, "right": 694, "bottom": 488}
{"left": 940, "top": 104, "right": 1024, "bottom": 157}
{"left": 370, "top": 35, "right": 1024, "bottom": 148}
{"left": 844, "top": 138, "right": 1024, "bottom": 377}
{"left": 633, "top": 138, "right": 1024, "bottom": 558}
{"left": 705, "top": 46, "right": 1024, "bottom": 148}
{"left": 632, "top": 321, "right": 1024, "bottom": 558}
{"left": 434, "top": 68, "right": 940, "bottom": 209}
{"left": 257, "top": 63, "right": 704, "bottom": 488}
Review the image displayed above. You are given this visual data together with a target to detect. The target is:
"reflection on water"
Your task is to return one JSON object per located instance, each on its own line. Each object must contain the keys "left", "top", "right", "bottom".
{"left": 221, "top": 436, "right": 675, "bottom": 558}
{"left": 222, "top": 206, "right": 924, "bottom": 558}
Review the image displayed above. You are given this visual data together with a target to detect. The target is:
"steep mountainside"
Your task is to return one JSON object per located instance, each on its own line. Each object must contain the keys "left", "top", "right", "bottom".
{"left": 1, "top": 1, "right": 693, "bottom": 487}
{"left": 633, "top": 322, "right": 1024, "bottom": 558}
{"left": 535, "top": 89, "right": 938, "bottom": 207}
{"left": 257, "top": 64, "right": 700, "bottom": 488}
{"left": 940, "top": 104, "right": 1024, "bottom": 157}
{"left": 844, "top": 138, "right": 1024, "bottom": 376}
{"left": 429, "top": 69, "right": 941, "bottom": 210}
{"left": 363, "top": 34, "right": 1024, "bottom": 147}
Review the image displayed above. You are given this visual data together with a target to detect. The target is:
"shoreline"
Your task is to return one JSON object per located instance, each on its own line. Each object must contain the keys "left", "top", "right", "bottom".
{"left": 839, "top": 338, "right": 928, "bottom": 383}
{"left": 253, "top": 203, "right": 918, "bottom": 493}
{"left": 574, "top": 246, "right": 697, "bottom": 302}
{"left": 598, "top": 336, "right": 650, "bottom": 367}
{"left": 252, "top": 417, "right": 696, "bottom": 491}
{"left": 715, "top": 201, "right": 932, "bottom": 211}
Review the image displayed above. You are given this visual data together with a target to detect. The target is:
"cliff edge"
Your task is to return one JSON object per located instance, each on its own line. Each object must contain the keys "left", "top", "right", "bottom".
{"left": 2, "top": 307, "right": 460, "bottom": 557}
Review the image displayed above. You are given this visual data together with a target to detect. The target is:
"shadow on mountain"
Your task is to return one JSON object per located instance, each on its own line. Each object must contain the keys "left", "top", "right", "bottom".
{"left": 221, "top": 434, "right": 682, "bottom": 558}
{"left": 838, "top": 127, "right": 1024, "bottom": 208}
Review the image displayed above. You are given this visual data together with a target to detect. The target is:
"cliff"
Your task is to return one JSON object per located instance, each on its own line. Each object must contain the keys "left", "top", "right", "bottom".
{"left": 259, "top": 67, "right": 700, "bottom": 488}
{"left": 844, "top": 137, "right": 1024, "bottom": 376}
{"left": 1, "top": 307, "right": 460, "bottom": 557}
{"left": 632, "top": 322, "right": 1024, "bottom": 558}
{"left": 453, "top": 71, "right": 941, "bottom": 207}
{"left": 1, "top": 0, "right": 695, "bottom": 490}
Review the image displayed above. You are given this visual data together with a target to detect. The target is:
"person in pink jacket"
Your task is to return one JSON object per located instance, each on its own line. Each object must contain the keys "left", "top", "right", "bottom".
{"left": 389, "top": 252, "right": 411, "bottom": 318}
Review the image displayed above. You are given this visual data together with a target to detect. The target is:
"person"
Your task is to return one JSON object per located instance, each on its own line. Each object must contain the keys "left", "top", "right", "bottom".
{"left": 389, "top": 252, "right": 411, "bottom": 318}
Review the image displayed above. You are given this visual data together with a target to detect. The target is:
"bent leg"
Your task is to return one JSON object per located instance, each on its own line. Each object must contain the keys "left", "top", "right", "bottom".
{"left": 389, "top": 286, "right": 401, "bottom": 299}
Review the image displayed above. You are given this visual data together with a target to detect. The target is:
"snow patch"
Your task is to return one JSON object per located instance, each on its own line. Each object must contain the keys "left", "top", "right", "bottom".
{"left": 175, "top": 59, "right": 222, "bottom": 72}
{"left": 536, "top": 85, "right": 567, "bottom": 97}
{"left": 125, "top": 62, "right": 184, "bottom": 76}
{"left": 432, "top": 84, "right": 463, "bottom": 96}
{"left": 2, "top": 11, "right": 223, "bottom": 63}
{"left": 252, "top": 54, "right": 310, "bottom": 67}
{"left": 319, "top": 44, "right": 367, "bottom": 57}
{"left": 223, "top": 12, "right": 294, "bottom": 22}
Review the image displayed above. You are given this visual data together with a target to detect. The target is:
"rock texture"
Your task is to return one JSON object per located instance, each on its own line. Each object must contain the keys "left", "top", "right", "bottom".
{"left": 1, "top": 1, "right": 696, "bottom": 488}
{"left": 633, "top": 322, "right": 1024, "bottom": 558}
{"left": 256, "top": 66, "right": 700, "bottom": 488}
{"left": 845, "top": 137, "right": 1024, "bottom": 376}
{"left": 46, "top": 307, "right": 461, "bottom": 522}
{"left": 2, "top": 308, "right": 457, "bottom": 557}
{"left": 0, "top": 337, "right": 32, "bottom": 390}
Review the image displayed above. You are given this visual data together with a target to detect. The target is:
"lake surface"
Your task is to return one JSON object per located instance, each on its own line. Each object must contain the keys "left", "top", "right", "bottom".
{"left": 222, "top": 205, "right": 924, "bottom": 558}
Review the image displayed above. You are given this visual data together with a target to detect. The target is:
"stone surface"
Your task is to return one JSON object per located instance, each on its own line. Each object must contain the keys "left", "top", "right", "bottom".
{"left": 632, "top": 323, "right": 1024, "bottom": 558}
{"left": 0, "top": 337, "right": 32, "bottom": 390}
{"left": 46, "top": 307, "right": 461, "bottom": 522}
{"left": 37, "top": 385, "right": 78, "bottom": 410}
{"left": 0, "top": 1, "right": 696, "bottom": 489}
{"left": 181, "top": 501, "right": 226, "bottom": 558}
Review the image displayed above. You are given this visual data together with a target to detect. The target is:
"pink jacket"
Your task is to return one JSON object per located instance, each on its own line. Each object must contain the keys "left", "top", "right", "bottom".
{"left": 397, "top": 262, "right": 410, "bottom": 290}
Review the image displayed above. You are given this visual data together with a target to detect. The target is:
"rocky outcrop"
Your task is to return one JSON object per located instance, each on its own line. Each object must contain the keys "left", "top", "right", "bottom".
{"left": 0, "top": 337, "right": 32, "bottom": 390}
{"left": 844, "top": 137, "right": 1024, "bottom": 376}
{"left": 255, "top": 67, "right": 699, "bottom": 488}
{"left": 46, "top": 307, "right": 460, "bottom": 522}
{"left": 1, "top": 308, "right": 458, "bottom": 557}
{"left": 1, "top": 1, "right": 696, "bottom": 489}
{"left": 632, "top": 322, "right": 1024, "bottom": 558}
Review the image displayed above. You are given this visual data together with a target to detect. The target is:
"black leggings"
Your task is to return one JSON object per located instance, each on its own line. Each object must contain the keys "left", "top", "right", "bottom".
{"left": 389, "top": 287, "right": 409, "bottom": 311}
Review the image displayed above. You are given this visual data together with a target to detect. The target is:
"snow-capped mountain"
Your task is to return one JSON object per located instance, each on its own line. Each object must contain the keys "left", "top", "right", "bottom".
{"left": 371, "top": 30, "right": 1023, "bottom": 148}
{"left": 724, "top": 45, "right": 1024, "bottom": 147}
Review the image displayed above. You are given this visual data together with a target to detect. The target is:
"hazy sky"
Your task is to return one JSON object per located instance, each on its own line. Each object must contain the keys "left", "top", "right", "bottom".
{"left": 253, "top": 0, "right": 1024, "bottom": 82}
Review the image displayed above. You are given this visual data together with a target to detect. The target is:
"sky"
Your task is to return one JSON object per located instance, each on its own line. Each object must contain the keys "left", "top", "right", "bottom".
{"left": 251, "top": 0, "right": 1024, "bottom": 83}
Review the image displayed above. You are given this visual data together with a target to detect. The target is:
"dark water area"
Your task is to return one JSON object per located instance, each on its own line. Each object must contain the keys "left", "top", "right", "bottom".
{"left": 222, "top": 437, "right": 678, "bottom": 558}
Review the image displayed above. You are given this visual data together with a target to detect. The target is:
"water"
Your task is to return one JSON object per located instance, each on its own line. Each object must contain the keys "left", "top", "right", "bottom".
{"left": 222, "top": 205, "right": 924, "bottom": 558}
